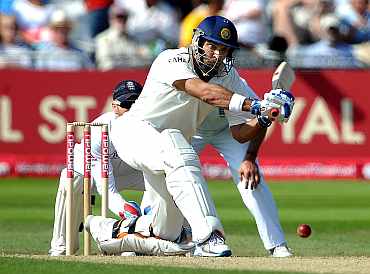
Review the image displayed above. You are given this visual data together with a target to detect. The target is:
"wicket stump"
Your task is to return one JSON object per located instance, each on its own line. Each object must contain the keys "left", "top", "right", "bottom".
{"left": 65, "top": 122, "right": 109, "bottom": 256}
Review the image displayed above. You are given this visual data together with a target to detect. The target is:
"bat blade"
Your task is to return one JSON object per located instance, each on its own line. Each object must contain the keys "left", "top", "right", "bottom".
{"left": 272, "top": 61, "right": 295, "bottom": 90}
{"left": 269, "top": 62, "right": 296, "bottom": 119}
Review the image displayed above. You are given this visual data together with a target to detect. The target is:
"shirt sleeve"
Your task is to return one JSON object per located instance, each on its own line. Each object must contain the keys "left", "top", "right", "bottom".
{"left": 151, "top": 49, "right": 199, "bottom": 87}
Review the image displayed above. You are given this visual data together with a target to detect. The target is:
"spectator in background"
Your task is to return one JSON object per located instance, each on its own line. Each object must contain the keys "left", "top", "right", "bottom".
{"left": 222, "top": 0, "right": 269, "bottom": 48}
{"left": 0, "top": 13, "right": 33, "bottom": 68}
{"left": 11, "top": 0, "right": 55, "bottom": 45}
{"left": 116, "top": 0, "right": 180, "bottom": 56}
{"left": 178, "top": 0, "right": 224, "bottom": 48}
{"left": 0, "top": 0, "right": 15, "bottom": 15}
{"left": 252, "top": 35, "right": 289, "bottom": 67}
{"left": 287, "top": 14, "right": 361, "bottom": 67}
{"left": 307, "top": 0, "right": 336, "bottom": 42}
{"left": 94, "top": 4, "right": 152, "bottom": 70}
{"left": 34, "top": 9, "right": 93, "bottom": 71}
{"left": 165, "top": 0, "right": 202, "bottom": 20}
{"left": 84, "top": 0, "right": 113, "bottom": 38}
{"left": 270, "top": 0, "right": 301, "bottom": 46}
{"left": 286, "top": 0, "right": 323, "bottom": 45}
{"left": 337, "top": 0, "right": 370, "bottom": 43}
{"left": 352, "top": 40, "right": 370, "bottom": 66}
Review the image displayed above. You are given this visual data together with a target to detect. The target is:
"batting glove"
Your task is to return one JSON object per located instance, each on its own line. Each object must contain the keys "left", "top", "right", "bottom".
{"left": 264, "top": 89, "right": 295, "bottom": 105}
{"left": 257, "top": 115, "right": 272, "bottom": 128}
{"left": 264, "top": 89, "right": 295, "bottom": 123}
{"left": 250, "top": 99, "right": 281, "bottom": 117}
{"left": 250, "top": 99, "right": 262, "bottom": 116}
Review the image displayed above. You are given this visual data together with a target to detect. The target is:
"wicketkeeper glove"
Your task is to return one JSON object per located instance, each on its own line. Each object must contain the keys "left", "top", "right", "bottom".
{"left": 119, "top": 201, "right": 142, "bottom": 226}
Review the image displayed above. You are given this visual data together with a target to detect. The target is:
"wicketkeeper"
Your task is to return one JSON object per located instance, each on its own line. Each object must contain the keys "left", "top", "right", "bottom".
{"left": 84, "top": 211, "right": 195, "bottom": 256}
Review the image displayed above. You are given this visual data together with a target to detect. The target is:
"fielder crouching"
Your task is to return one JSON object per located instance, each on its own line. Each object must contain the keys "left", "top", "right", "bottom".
{"left": 85, "top": 213, "right": 195, "bottom": 256}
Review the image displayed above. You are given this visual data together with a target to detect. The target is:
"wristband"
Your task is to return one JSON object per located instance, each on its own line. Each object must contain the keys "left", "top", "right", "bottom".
{"left": 229, "top": 93, "right": 246, "bottom": 113}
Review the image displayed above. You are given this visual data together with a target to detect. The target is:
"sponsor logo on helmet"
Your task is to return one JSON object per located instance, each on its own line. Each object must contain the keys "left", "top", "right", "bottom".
{"left": 126, "top": 81, "right": 136, "bottom": 91}
{"left": 220, "top": 28, "right": 231, "bottom": 40}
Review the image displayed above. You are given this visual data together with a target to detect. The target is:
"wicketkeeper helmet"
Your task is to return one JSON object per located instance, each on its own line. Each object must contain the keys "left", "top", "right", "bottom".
{"left": 112, "top": 80, "right": 143, "bottom": 109}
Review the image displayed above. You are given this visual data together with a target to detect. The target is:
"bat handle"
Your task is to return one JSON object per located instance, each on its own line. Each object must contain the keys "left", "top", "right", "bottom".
{"left": 270, "top": 108, "right": 279, "bottom": 118}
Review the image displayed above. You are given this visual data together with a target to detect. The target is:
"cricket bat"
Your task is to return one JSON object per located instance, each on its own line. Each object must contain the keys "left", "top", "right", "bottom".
{"left": 269, "top": 61, "right": 296, "bottom": 118}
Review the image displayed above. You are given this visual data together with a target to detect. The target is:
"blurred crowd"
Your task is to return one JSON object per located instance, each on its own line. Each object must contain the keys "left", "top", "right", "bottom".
{"left": 0, "top": 0, "right": 369, "bottom": 70}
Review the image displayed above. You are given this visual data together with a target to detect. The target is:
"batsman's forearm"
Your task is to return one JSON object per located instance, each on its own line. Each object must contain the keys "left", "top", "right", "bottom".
{"left": 198, "top": 84, "right": 253, "bottom": 111}
{"left": 230, "top": 119, "right": 265, "bottom": 144}
{"left": 178, "top": 78, "right": 253, "bottom": 110}
{"left": 245, "top": 127, "right": 267, "bottom": 161}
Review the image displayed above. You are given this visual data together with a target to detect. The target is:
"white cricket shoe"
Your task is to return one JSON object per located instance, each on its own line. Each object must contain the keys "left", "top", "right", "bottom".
{"left": 121, "top": 251, "right": 137, "bottom": 256}
{"left": 270, "top": 245, "right": 293, "bottom": 258}
{"left": 48, "top": 249, "right": 66, "bottom": 256}
{"left": 193, "top": 231, "right": 232, "bottom": 257}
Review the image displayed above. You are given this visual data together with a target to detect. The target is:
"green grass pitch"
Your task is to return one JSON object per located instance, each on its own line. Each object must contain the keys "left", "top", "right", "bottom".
{"left": 0, "top": 178, "right": 369, "bottom": 274}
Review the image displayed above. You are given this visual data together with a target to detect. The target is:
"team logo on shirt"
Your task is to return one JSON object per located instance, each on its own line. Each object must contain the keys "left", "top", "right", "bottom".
{"left": 168, "top": 56, "right": 187, "bottom": 63}
{"left": 220, "top": 28, "right": 231, "bottom": 40}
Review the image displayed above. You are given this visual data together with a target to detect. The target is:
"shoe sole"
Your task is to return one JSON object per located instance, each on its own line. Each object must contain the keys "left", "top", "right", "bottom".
{"left": 271, "top": 253, "right": 293, "bottom": 258}
{"left": 48, "top": 251, "right": 66, "bottom": 256}
{"left": 193, "top": 249, "right": 232, "bottom": 257}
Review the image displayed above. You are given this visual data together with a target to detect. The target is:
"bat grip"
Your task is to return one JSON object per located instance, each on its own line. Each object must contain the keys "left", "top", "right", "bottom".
{"left": 270, "top": 108, "right": 279, "bottom": 117}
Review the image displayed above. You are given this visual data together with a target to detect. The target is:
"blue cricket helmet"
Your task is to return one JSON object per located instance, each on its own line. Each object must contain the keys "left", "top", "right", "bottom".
{"left": 197, "top": 16, "right": 239, "bottom": 50}
{"left": 192, "top": 16, "right": 239, "bottom": 77}
{"left": 112, "top": 80, "right": 143, "bottom": 109}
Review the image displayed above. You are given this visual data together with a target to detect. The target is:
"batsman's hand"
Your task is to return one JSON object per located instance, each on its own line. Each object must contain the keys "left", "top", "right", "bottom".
{"left": 239, "top": 159, "right": 260, "bottom": 190}
{"left": 264, "top": 89, "right": 295, "bottom": 123}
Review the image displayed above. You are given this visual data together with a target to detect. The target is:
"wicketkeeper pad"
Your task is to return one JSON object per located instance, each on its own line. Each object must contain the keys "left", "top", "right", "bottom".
{"left": 100, "top": 234, "right": 195, "bottom": 256}
{"left": 85, "top": 215, "right": 194, "bottom": 256}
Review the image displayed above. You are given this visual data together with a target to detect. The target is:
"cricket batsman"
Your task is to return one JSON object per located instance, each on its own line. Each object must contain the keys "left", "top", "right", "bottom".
{"left": 48, "top": 80, "right": 145, "bottom": 256}
{"left": 109, "top": 15, "right": 294, "bottom": 257}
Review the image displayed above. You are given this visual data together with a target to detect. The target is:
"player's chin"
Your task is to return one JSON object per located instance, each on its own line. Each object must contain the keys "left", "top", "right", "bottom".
{"left": 203, "top": 58, "right": 217, "bottom": 65}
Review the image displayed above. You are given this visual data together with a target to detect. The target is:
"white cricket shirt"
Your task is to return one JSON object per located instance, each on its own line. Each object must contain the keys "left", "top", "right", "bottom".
{"left": 127, "top": 47, "right": 259, "bottom": 141}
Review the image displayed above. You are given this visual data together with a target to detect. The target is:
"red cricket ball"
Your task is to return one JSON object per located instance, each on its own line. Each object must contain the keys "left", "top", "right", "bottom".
{"left": 297, "top": 224, "right": 312, "bottom": 238}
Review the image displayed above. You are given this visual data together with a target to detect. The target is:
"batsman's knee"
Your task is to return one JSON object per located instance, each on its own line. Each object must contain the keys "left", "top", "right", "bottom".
{"left": 160, "top": 129, "right": 202, "bottom": 180}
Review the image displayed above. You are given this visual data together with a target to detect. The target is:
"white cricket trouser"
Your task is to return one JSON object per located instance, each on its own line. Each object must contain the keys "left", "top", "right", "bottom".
{"left": 110, "top": 116, "right": 221, "bottom": 243}
{"left": 192, "top": 127, "right": 287, "bottom": 250}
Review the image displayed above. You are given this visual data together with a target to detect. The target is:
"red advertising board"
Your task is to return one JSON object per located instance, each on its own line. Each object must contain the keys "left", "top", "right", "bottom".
{"left": 0, "top": 69, "right": 369, "bottom": 179}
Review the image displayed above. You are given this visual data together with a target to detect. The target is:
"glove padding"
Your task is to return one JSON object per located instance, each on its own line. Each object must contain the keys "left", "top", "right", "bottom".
{"left": 264, "top": 89, "right": 295, "bottom": 123}
{"left": 251, "top": 99, "right": 281, "bottom": 117}
{"left": 119, "top": 201, "right": 142, "bottom": 226}
{"left": 250, "top": 99, "right": 279, "bottom": 128}
{"left": 99, "top": 234, "right": 195, "bottom": 256}
{"left": 257, "top": 115, "right": 272, "bottom": 128}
